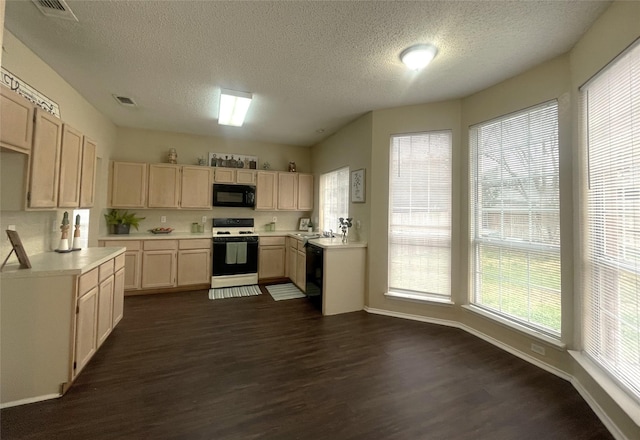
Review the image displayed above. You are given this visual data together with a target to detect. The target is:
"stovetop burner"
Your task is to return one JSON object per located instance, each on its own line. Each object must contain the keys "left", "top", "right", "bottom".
{"left": 211, "top": 218, "right": 257, "bottom": 238}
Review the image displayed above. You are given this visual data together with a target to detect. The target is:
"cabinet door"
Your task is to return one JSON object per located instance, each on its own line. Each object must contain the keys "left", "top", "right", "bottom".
{"left": 277, "top": 172, "right": 298, "bottom": 210}
{"left": 255, "top": 171, "right": 277, "bottom": 210}
{"left": 258, "top": 246, "right": 286, "bottom": 279}
{"left": 297, "top": 173, "right": 314, "bottom": 211}
{"left": 29, "top": 109, "right": 62, "bottom": 208}
{"left": 79, "top": 137, "right": 97, "bottom": 208}
{"left": 295, "top": 250, "right": 306, "bottom": 292}
{"left": 177, "top": 249, "right": 211, "bottom": 285}
{"left": 110, "top": 161, "right": 147, "bottom": 208}
{"left": 99, "top": 240, "right": 141, "bottom": 290}
{"left": 287, "top": 243, "right": 297, "bottom": 284}
{"left": 214, "top": 168, "right": 235, "bottom": 183}
{"left": 181, "top": 166, "right": 213, "bottom": 209}
{"left": 0, "top": 85, "right": 34, "bottom": 153}
{"left": 148, "top": 164, "right": 181, "bottom": 208}
{"left": 97, "top": 276, "right": 114, "bottom": 347}
{"left": 142, "top": 250, "right": 177, "bottom": 288}
{"left": 74, "top": 286, "right": 98, "bottom": 377}
{"left": 236, "top": 169, "right": 256, "bottom": 185}
{"left": 58, "top": 124, "right": 83, "bottom": 208}
{"left": 113, "top": 268, "right": 125, "bottom": 327}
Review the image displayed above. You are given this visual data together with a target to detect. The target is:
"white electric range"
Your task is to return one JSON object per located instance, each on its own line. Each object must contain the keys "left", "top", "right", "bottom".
{"left": 210, "top": 218, "right": 259, "bottom": 289}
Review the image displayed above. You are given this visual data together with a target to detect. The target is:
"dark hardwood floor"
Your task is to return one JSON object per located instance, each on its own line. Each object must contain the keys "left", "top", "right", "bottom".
{"left": 1, "top": 288, "right": 613, "bottom": 440}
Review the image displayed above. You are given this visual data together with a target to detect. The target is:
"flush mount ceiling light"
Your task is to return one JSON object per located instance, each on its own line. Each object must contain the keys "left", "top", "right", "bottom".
{"left": 218, "top": 89, "right": 252, "bottom": 127}
{"left": 400, "top": 44, "right": 438, "bottom": 71}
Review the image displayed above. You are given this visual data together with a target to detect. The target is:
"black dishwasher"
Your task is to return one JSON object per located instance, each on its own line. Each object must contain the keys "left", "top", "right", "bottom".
{"left": 305, "top": 244, "right": 323, "bottom": 310}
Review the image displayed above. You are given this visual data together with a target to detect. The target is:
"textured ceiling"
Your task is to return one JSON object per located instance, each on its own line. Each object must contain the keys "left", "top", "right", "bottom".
{"left": 4, "top": 1, "right": 611, "bottom": 147}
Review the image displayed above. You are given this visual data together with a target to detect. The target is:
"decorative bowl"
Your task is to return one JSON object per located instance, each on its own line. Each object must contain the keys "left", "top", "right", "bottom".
{"left": 149, "top": 227, "right": 173, "bottom": 234}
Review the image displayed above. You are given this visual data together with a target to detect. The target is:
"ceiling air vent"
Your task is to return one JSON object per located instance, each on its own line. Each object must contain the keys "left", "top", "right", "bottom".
{"left": 112, "top": 95, "right": 137, "bottom": 107}
{"left": 31, "top": 0, "right": 78, "bottom": 21}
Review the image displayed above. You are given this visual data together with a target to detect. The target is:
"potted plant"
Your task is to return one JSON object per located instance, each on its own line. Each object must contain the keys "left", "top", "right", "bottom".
{"left": 104, "top": 209, "right": 145, "bottom": 235}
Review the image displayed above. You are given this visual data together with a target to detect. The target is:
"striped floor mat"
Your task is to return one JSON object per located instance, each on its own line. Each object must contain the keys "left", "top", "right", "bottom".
{"left": 208, "top": 285, "right": 262, "bottom": 300}
{"left": 265, "top": 283, "right": 306, "bottom": 301}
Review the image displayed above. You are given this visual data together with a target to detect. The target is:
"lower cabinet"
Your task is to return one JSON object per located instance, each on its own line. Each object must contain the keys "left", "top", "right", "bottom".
{"left": 295, "top": 240, "right": 306, "bottom": 292}
{"left": 74, "top": 283, "right": 98, "bottom": 376}
{"left": 287, "top": 237, "right": 298, "bottom": 284}
{"left": 258, "top": 236, "right": 286, "bottom": 280}
{"left": 96, "top": 260, "right": 115, "bottom": 348}
{"left": 100, "top": 238, "right": 212, "bottom": 293}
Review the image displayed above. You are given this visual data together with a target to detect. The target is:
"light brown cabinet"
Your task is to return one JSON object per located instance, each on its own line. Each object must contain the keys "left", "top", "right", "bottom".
{"left": 96, "top": 260, "right": 115, "bottom": 348}
{"left": 28, "top": 109, "right": 62, "bottom": 208}
{"left": 79, "top": 137, "right": 97, "bottom": 208}
{"left": 113, "top": 255, "right": 125, "bottom": 326}
{"left": 214, "top": 168, "right": 256, "bottom": 185}
{"left": 0, "top": 85, "right": 34, "bottom": 153}
{"left": 177, "top": 239, "right": 211, "bottom": 286}
{"left": 255, "top": 171, "right": 278, "bottom": 210}
{"left": 236, "top": 169, "right": 257, "bottom": 184}
{"left": 75, "top": 283, "right": 98, "bottom": 377}
{"left": 258, "top": 236, "right": 286, "bottom": 280}
{"left": 295, "top": 240, "right": 306, "bottom": 292}
{"left": 181, "top": 166, "right": 213, "bottom": 209}
{"left": 148, "top": 164, "right": 181, "bottom": 208}
{"left": 58, "top": 124, "right": 83, "bottom": 208}
{"left": 287, "top": 237, "right": 298, "bottom": 284}
{"left": 297, "top": 173, "right": 314, "bottom": 211}
{"left": 141, "top": 240, "right": 178, "bottom": 289}
{"left": 277, "top": 172, "right": 298, "bottom": 210}
{"left": 99, "top": 240, "right": 141, "bottom": 291}
{"left": 109, "top": 161, "right": 148, "bottom": 208}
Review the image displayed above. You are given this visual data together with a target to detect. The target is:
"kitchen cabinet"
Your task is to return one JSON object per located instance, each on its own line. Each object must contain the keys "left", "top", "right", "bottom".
{"left": 177, "top": 239, "right": 211, "bottom": 286}
{"left": 255, "top": 171, "right": 278, "bottom": 210}
{"left": 236, "top": 169, "right": 256, "bottom": 184}
{"left": 58, "top": 124, "right": 83, "bottom": 208}
{"left": 99, "top": 240, "right": 141, "bottom": 291}
{"left": 96, "top": 260, "right": 115, "bottom": 348}
{"left": 113, "top": 254, "right": 125, "bottom": 326}
{"left": 0, "top": 85, "right": 34, "bottom": 154}
{"left": 79, "top": 137, "right": 97, "bottom": 208}
{"left": 0, "top": 248, "right": 124, "bottom": 405}
{"left": 141, "top": 240, "right": 178, "bottom": 289}
{"left": 277, "top": 172, "right": 298, "bottom": 210}
{"left": 109, "top": 161, "right": 148, "bottom": 208}
{"left": 148, "top": 163, "right": 181, "bottom": 208}
{"left": 258, "top": 236, "right": 286, "bottom": 280}
{"left": 287, "top": 237, "right": 298, "bottom": 284}
{"left": 28, "top": 109, "right": 62, "bottom": 208}
{"left": 214, "top": 168, "right": 256, "bottom": 185}
{"left": 181, "top": 166, "right": 213, "bottom": 209}
{"left": 295, "top": 239, "right": 306, "bottom": 292}
{"left": 297, "top": 173, "right": 314, "bottom": 211}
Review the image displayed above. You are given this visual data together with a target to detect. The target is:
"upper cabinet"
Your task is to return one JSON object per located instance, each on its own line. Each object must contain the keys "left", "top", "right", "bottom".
{"left": 79, "top": 137, "right": 97, "bottom": 208}
{"left": 148, "top": 164, "right": 181, "bottom": 208}
{"left": 0, "top": 86, "right": 34, "bottom": 154}
{"left": 277, "top": 172, "right": 298, "bottom": 210}
{"left": 28, "top": 109, "right": 63, "bottom": 209}
{"left": 255, "top": 171, "right": 278, "bottom": 211}
{"left": 110, "top": 161, "right": 148, "bottom": 208}
{"left": 297, "top": 173, "right": 314, "bottom": 211}
{"left": 181, "top": 166, "right": 213, "bottom": 209}
{"left": 58, "top": 124, "right": 83, "bottom": 208}
{"left": 213, "top": 168, "right": 256, "bottom": 185}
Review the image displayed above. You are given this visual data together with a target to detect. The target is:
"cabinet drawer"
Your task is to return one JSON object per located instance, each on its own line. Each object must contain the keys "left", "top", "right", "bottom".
{"left": 100, "top": 240, "right": 141, "bottom": 251}
{"left": 114, "top": 253, "right": 125, "bottom": 271}
{"left": 99, "top": 259, "right": 115, "bottom": 282}
{"left": 79, "top": 267, "right": 99, "bottom": 297}
{"left": 179, "top": 239, "right": 212, "bottom": 250}
{"left": 260, "top": 236, "right": 286, "bottom": 246}
{"left": 144, "top": 239, "right": 178, "bottom": 251}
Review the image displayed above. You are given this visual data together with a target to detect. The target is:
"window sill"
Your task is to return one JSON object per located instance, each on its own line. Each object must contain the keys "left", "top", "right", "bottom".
{"left": 569, "top": 350, "right": 640, "bottom": 427}
{"left": 385, "top": 291, "right": 454, "bottom": 306}
{"left": 461, "top": 304, "right": 565, "bottom": 350}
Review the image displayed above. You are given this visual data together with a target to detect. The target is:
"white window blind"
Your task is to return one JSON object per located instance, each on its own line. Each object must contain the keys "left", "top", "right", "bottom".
{"left": 319, "top": 167, "right": 349, "bottom": 233}
{"left": 470, "top": 101, "right": 561, "bottom": 337}
{"left": 582, "top": 39, "right": 640, "bottom": 401}
{"left": 389, "top": 131, "right": 452, "bottom": 298}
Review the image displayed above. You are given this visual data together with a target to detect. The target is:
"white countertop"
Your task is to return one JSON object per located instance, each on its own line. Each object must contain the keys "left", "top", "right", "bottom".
{"left": 0, "top": 247, "right": 126, "bottom": 279}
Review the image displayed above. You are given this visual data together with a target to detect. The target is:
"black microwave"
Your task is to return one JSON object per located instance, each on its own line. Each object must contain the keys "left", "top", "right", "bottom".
{"left": 212, "top": 184, "right": 255, "bottom": 208}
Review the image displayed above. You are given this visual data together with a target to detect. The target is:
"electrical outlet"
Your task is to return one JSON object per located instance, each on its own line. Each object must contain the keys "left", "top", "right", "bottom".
{"left": 161, "top": 216, "right": 167, "bottom": 223}
{"left": 531, "top": 343, "right": 546, "bottom": 356}
{"left": 272, "top": 216, "right": 277, "bottom": 222}
{"left": 201, "top": 216, "right": 207, "bottom": 224}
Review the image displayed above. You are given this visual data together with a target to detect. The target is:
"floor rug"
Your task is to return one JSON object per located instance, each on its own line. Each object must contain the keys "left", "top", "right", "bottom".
{"left": 265, "top": 283, "right": 306, "bottom": 301}
{"left": 208, "top": 285, "right": 262, "bottom": 300}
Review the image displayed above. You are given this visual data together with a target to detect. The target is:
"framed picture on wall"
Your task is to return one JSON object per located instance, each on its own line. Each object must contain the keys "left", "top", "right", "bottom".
{"left": 351, "top": 168, "right": 365, "bottom": 203}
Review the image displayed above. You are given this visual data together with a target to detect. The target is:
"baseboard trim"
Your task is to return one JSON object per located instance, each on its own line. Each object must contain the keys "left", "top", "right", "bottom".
{"left": 364, "top": 306, "right": 629, "bottom": 440}
{"left": 0, "top": 393, "right": 60, "bottom": 409}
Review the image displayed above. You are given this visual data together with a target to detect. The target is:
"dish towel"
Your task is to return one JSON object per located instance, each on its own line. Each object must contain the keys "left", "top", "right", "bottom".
{"left": 225, "top": 242, "right": 238, "bottom": 264}
{"left": 236, "top": 242, "right": 247, "bottom": 264}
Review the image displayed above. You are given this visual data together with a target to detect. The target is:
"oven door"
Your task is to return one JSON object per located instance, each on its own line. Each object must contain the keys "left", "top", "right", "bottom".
{"left": 212, "top": 236, "right": 259, "bottom": 276}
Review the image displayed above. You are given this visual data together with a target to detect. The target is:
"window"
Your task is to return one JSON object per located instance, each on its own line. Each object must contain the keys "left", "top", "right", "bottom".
{"left": 319, "top": 167, "right": 349, "bottom": 232}
{"left": 389, "top": 131, "right": 452, "bottom": 298}
{"left": 470, "top": 101, "right": 561, "bottom": 337}
{"left": 581, "top": 40, "right": 640, "bottom": 401}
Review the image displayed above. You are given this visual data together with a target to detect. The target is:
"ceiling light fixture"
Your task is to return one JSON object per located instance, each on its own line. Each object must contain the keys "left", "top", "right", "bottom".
{"left": 218, "top": 88, "right": 252, "bottom": 127}
{"left": 400, "top": 44, "right": 438, "bottom": 71}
